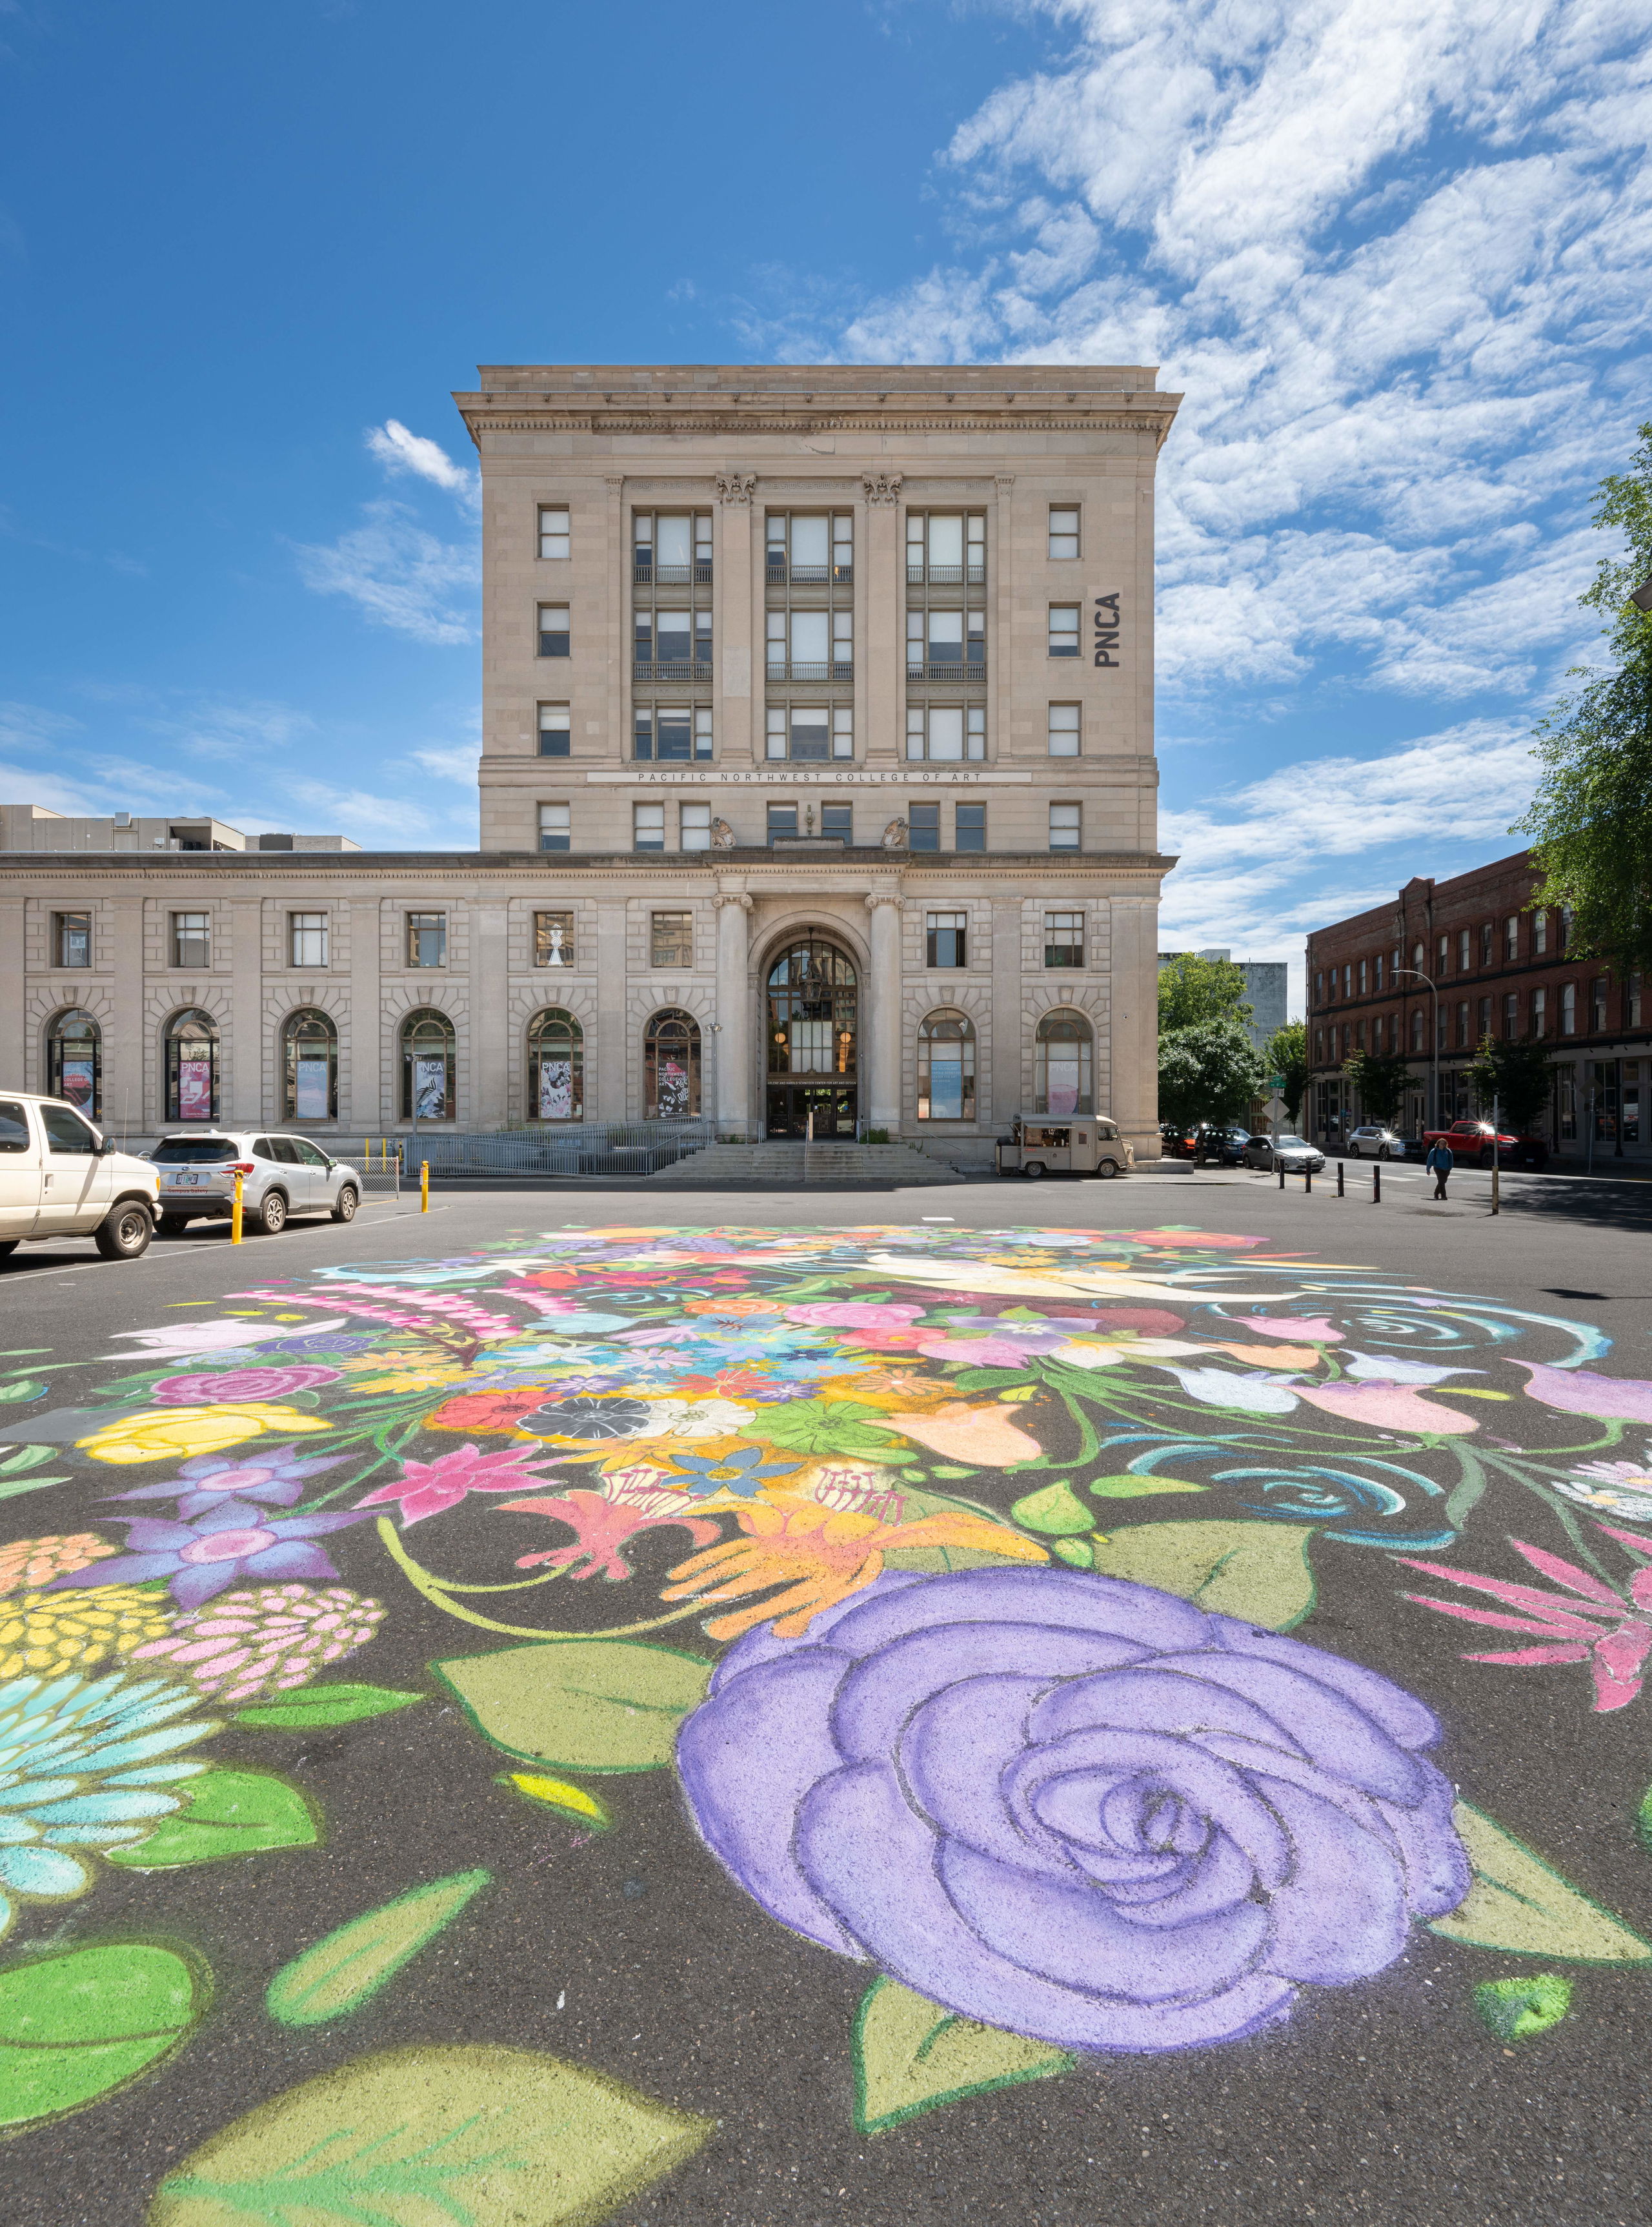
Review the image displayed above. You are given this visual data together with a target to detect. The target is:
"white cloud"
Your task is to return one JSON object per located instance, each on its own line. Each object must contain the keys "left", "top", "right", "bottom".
{"left": 412, "top": 741, "right": 483, "bottom": 784}
{"left": 292, "top": 501, "right": 478, "bottom": 646}
{"left": 367, "top": 418, "right": 478, "bottom": 505}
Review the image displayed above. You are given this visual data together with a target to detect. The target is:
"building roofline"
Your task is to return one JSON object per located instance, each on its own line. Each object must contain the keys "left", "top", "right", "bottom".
{"left": 0, "top": 847, "right": 1177, "bottom": 878}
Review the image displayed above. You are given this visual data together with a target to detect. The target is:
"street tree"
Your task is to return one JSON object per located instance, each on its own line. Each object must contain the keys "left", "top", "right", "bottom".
{"left": 1342, "top": 1049, "right": 1410, "bottom": 1129}
{"left": 1516, "top": 423, "right": 1652, "bottom": 971}
{"left": 1466, "top": 1035, "right": 1555, "bottom": 1136}
{"left": 1158, "top": 953, "right": 1253, "bottom": 1033}
{"left": 1158, "top": 1019, "right": 1267, "bottom": 1130}
{"left": 1266, "top": 1020, "right": 1308, "bottom": 1126}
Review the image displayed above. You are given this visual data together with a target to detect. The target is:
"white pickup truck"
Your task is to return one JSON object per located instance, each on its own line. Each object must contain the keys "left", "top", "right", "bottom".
{"left": 0, "top": 1093, "right": 161, "bottom": 1259}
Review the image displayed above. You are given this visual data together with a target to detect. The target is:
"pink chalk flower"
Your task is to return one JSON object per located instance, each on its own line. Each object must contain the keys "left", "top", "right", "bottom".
{"left": 1238, "top": 1316, "right": 1344, "bottom": 1345}
{"left": 1295, "top": 1381, "right": 1478, "bottom": 1436}
{"left": 783, "top": 1303, "right": 926, "bottom": 1330}
{"left": 1517, "top": 1362, "right": 1652, "bottom": 1426}
{"left": 131, "top": 1583, "right": 383, "bottom": 1705}
{"left": 149, "top": 1365, "right": 341, "bottom": 1406}
{"left": 882, "top": 1402, "right": 1043, "bottom": 1468}
{"left": 1402, "top": 1532, "right": 1652, "bottom": 1713}
{"left": 355, "top": 1441, "right": 561, "bottom": 1525}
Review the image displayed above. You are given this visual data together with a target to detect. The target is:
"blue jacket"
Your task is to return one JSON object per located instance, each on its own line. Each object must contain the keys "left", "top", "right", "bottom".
{"left": 1425, "top": 1142, "right": 1455, "bottom": 1173}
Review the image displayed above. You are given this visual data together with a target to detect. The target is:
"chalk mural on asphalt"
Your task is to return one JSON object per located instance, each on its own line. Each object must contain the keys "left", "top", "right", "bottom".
{"left": 2, "top": 1223, "right": 1651, "bottom": 2206}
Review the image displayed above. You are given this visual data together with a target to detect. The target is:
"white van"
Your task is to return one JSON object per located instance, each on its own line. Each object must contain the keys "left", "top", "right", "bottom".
{"left": 996, "top": 1115, "right": 1134, "bottom": 1179}
{"left": 0, "top": 1094, "right": 161, "bottom": 1259}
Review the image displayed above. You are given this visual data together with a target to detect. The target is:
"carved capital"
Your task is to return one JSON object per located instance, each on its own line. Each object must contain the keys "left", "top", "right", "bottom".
{"left": 712, "top": 890, "right": 754, "bottom": 911}
{"left": 864, "top": 889, "right": 903, "bottom": 911}
{"left": 861, "top": 470, "right": 903, "bottom": 507}
{"left": 715, "top": 471, "right": 756, "bottom": 507}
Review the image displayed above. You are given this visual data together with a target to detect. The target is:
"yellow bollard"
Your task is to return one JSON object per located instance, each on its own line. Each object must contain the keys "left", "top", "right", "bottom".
{"left": 420, "top": 1159, "right": 430, "bottom": 1212}
{"left": 231, "top": 1170, "right": 244, "bottom": 1245}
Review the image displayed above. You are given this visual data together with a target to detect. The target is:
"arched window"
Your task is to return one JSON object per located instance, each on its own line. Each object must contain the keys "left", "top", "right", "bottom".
{"left": 917, "top": 1010, "right": 975, "bottom": 1121}
{"left": 283, "top": 1008, "right": 337, "bottom": 1122}
{"left": 401, "top": 1009, "right": 455, "bottom": 1121}
{"left": 644, "top": 1009, "right": 700, "bottom": 1118}
{"left": 165, "top": 1008, "right": 219, "bottom": 1123}
{"left": 528, "top": 1009, "right": 583, "bottom": 1121}
{"left": 46, "top": 1009, "right": 101, "bottom": 1119}
{"left": 1034, "top": 1011, "right": 1093, "bottom": 1117}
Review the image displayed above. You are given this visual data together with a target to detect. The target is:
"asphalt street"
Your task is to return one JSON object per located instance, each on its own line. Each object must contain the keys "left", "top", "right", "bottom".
{"left": 3, "top": 1174, "right": 1651, "bottom": 2227}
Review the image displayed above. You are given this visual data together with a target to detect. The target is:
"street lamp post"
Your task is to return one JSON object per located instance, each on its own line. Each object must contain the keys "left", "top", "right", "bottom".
{"left": 1393, "top": 968, "right": 1440, "bottom": 1135}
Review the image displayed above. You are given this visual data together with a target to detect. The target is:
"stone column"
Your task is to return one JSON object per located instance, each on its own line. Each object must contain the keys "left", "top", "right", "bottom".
{"left": 861, "top": 471, "right": 903, "bottom": 765}
{"left": 471, "top": 895, "right": 509, "bottom": 1130}
{"left": 716, "top": 472, "right": 756, "bottom": 766}
{"left": 712, "top": 889, "right": 753, "bottom": 1136}
{"left": 864, "top": 889, "right": 903, "bottom": 1133}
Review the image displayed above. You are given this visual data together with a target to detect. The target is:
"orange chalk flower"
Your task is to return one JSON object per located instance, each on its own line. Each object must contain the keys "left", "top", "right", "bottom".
{"left": 0, "top": 1533, "right": 119, "bottom": 1595}
{"left": 881, "top": 1401, "right": 1044, "bottom": 1468}
{"left": 661, "top": 1500, "right": 1046, "bottom": 1641}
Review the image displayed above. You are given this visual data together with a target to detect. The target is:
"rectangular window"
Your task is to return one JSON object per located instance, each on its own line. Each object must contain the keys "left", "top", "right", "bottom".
{"left": 767, "top": 802, "right": 798, "bottom": 844}
{"left": 634, "top": 512, "right": 712, "bottom": 583}
{"left": 651, "top": 911, "right": 692, "bottom": 968}
{"left": 1505, "top": 915, "right": 1519, "bottom": 960}
{"left": 906, "top": 704, "right": 985, "bottom": 761}
{"left": 1593, "top": 977, "right": 1609, "bottom": 1033}
{"left": 634, "top": 706, "right": 712, "bottom": 762}
{"left": 766, "top": 706, "right": 854, "bottom": 762}
{"left": 54, "top": 912, "right": 90, "bottom": 968}
{"left": 1049, "top": 803, "right": 1082, "bottom": 852}
{"left": 1411, "top": 1008, "right": 1424, "bottom": 1052}
{"left": 538, "top": 705, "right": 570, "bottom": 757}
{"left": 1504, "top": 991, "right": 1518, "bottom": 1039}
{"left": 1048, "top": 506, "right": 1080, "bottom": 560}
{"left": 1358, "top": 959, "right": 1367, "bottom": 994}
{"left": 537, "top": 604, "right": 570, "bottom": 657}
{"left": 534, "top": 911, "right": 575, "bottom": 968}
{"left": 1534, "top": 910, "right": 1548, "bottom": 955}
{"left": 821, "top": 802, "right": 852, "bottom": 842}
{"left": 1531, "top": 986, "right": 1546, "bottom": 1036}
{"left": 1436, "top": 1006, "right": 1448, "bottom": 1052}
{"left": 1458, "top": 928, "right": 1471, "bottom": 971}
{"left": 1481, "top": 922, "right": 1494, "bottom": 966}
{"left": 907, "top": 512, "right": 985, "bottom": 584}
{"left": 680, "top": 803, "right": 712, "bottom": 853}
{"left": 1558, "top": 1062, "right": 1576, "bottom": 1141}
{"left": 406, "top": 913, "right": 446, "bottom": 968}
{"left": 1373, "top": 1015, "right": 1384, "bottom": 1052}
{"left": 1045, "top": 911, "right": 1083, "bottom": 968}
{"left": 1375, "top": 954, "right": 1384, "bottom": 991}
{"left": 1314, "top": 970, "right": 1324, "bottom": 1002}
{"left": 633, "top": 803, "right": 665, "bottom": 854}
{"left": 927, "top": 911, "right": 967, "bottom": 968}
{"left": 909, "top": 802, "right": 941, "bottom": 853}
{"left": 1631, "top": 973, "right": 1644, "bottom": 1028}
{"left": 1048, "top": 703, "right": 1080, "bottom": 757}
{"left": 1343, "top": 967, "right": 1351, "bottom": 998}
{"left": 1048, "top": 604, "right": 1081, "bottom": 657}
{"left": 1438, "top": 932, "right": 1449, "bottom": 973}
{"left": 955, "top": 802, "right": 986, "bottom": 852}
{"left": 1478, "top": 995, "right": 1492, "bottom": 1041}
{"left": 765, "top": 513, "right": 852, "bottom": 583}
{"left": 172, "top": 912, "right": 210, "bottom": 969}
{"left": 538, "top": 506, "right": 570, "bottom": 560}
{"left": 1315, "top": 1028, "right": 1324, "bottom": 1061}
{"left": 538, "top": 804, "right": 570, "bottom": 854}
{"left": 289, "top": 913, "right": 328, "bottom": 968}
{"left": 1561, "top": 983, "right": 1576, "bottom": 1035}
{"left": 1356, "top": 1021, "right": 1366, "bottom": 1052}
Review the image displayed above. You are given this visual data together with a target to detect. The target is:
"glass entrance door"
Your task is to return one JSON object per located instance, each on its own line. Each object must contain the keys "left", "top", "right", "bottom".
{"left": 765, "top": 937, "right": 858, "bottom": 1136}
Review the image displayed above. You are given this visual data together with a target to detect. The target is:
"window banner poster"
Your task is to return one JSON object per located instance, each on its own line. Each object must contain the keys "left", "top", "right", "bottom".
{"left": 59, "top": 1059, "right": 94, "bottom": 1113}
{"left": 539, "top": 1059, "right": 572, "bottom": 1120}
{"left": 178, "top": 1057, "right": 213, "bottom": 1120}
{"left": 294, "top": 1059, "right": 331, "bottom": 1119}
{"left": 931, "top": 1058, "right": 963, "bottom": 1121}
{"left": 658, "top": 1057, "right": 689, "bottom": 1117}
{"left": 413, "top": 1057, "right": 448, "bottom": 1120}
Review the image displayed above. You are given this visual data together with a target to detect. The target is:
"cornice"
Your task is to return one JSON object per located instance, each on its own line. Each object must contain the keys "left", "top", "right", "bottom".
{"left": 0, "top": 848, "right": 1178, "bottom": 883}
{"left": 454, "top": 398, "right": 1180, "bottom": 451}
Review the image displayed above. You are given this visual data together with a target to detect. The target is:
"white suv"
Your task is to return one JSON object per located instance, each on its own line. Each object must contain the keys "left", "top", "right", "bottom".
{"left": 0, "top": 1093, "right": 161, "bottom": 1259}
{"left": 152, "top": 1132, "right": 362, "bottom": 1236}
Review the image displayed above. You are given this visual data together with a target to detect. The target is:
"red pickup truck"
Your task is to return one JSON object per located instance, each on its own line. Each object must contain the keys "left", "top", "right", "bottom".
{"left": 1420, "top": 1117, "right": 1548, "bottom": 1170}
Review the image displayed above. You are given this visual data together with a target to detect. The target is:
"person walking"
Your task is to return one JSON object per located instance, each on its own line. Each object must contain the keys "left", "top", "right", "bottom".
{"left": 1425, "top": 1135, "right": 1454, "bottom": 1201}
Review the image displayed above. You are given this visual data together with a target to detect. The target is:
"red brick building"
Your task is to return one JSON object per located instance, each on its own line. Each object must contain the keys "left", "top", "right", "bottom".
{"left": 1305, "top": 851, "right": 1647, "bottom": 1161}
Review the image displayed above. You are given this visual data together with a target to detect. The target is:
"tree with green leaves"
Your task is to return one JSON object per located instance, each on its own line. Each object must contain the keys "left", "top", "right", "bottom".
{"left": 1466, "top": 1035, "right": 1555, "bottom": 1136}
{"left": 1516, "top": 423, "right": 1652, "bottom": 971}
{"left": 1158, "top": 1020, "right": 1267, "bottom": 1130}
{"left": 1265, "top": 1021, "right": 1309, "bottom": 1126}
{"left": 1158, "top": 952, "right": 1253, "bottom": 1033}
{"left": 1342, "top": 1048, "right": 1411, "bottom": 1128}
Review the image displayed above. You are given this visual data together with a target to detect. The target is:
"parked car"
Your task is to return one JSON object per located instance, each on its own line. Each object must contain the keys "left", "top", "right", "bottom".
{"left": 0, "top": 1092, "right": 160, "bottom": 1259}
{"left": 1347, "top": 1124, "right": 1405, "bottom": 1160}
{"left": 1241, "top": 1132, "right": 1326, "bottom": 1174}
{"left": 1192, "top": 1123, "right": 1249, "bottom": 1166}
{"left": 1419, "top": 1117, "right": 1548, "bottom": 1170}
{"left": 1159, "top": 1121, "right": 1198, "bottom": 1159}
{"left": 150, "top": 1132, "right": 362, "bottom": 1234}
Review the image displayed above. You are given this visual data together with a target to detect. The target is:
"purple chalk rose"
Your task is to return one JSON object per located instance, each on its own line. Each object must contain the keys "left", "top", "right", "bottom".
{"left": 676, "top": 1567, "right": 1469, "bottom": 2052}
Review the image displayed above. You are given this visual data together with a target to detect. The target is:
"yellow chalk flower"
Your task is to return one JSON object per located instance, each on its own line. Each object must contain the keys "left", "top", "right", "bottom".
{"left": 0, "top": 1587, "right": 174, "bottom": 1679}
{"left": 75, "top": 1403, "right": 332, "bottom": 1467}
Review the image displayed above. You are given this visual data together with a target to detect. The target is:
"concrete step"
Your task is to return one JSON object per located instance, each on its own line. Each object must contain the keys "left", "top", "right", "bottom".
{"left": 649, "top": 1139, "right": 960, "bottom": 1185}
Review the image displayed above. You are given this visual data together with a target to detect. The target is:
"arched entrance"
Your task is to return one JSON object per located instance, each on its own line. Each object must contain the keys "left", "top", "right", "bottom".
{"left": 764, "top": 935, "right": 858, "bottom": 1136}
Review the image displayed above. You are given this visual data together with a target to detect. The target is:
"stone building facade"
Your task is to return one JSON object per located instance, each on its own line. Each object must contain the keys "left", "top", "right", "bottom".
{"left": 1306, "top": 852, "right": 1650, "bottom": 1159}
{"left": 0, "top": 363, "right": 1179, "bottom": 1164}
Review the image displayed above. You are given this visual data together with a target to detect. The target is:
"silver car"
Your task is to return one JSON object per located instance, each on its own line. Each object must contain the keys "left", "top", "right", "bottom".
{"left": 1347, "top": 1124, "right": 1404, "bottom": 1160}
{"left": 1240, "top": 1132, "right": 1327, "bottom": 1174}
{"left": 150, "top": 1132, "right": 362, "bottom": 1235}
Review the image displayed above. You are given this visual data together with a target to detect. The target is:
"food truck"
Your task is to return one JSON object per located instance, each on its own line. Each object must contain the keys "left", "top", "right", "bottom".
{"left": 996, "top": 1115, "right": 1133, "bottom": 1179}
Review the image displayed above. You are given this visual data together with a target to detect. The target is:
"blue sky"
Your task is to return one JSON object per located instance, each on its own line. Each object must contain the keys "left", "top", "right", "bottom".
{"left": 3, "top": 1, "right": 1649, "bottom": 1010}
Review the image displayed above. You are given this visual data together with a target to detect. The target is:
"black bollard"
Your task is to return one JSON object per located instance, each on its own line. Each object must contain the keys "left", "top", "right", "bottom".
{"left": 1305, "top": 1166, "right": 1312, "bottom": 1194}
{"left": 1278, "top": 1163, "right": 1285, "bottom": 1190}
{"left": 1373, "top": 1163, "right": 1382, "bottom": 1203}
{"left": 1336, "top": 1159, "right": 1345, "bottom": 1198}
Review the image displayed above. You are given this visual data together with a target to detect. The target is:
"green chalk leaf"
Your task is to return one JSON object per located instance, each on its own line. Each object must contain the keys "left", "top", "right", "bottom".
{"left": 106, "top": 1769, "right": 319, "bottom": 1869}
{"left": 949, "top": 1368, "right": 1039, "bottom": 1392}
{"left": 1088, "top": 1472, "right": 1209, "bottom": 1501}
{"left": 1431, "top": 1803, "right": 1652, "bottom": 1963}
{"left": 0, "top": 1471, "right": 70, "bottom": 1502}
{"left": 149, "top": 2043, "right": 714, "bottom": 2227}
{"left": 0, "top": 1381, "right": 48, "bottom": 1405}
{"left": 1089, "top": 1518, "right": 1316, "bottom": 1629}
{"left": 0, "top": 1443, "right": 59, "bottom": 1474}
{"left": 0, "top": 1942, "right": 208, "bottom": 2131}
{"left": 266, "top": 1870, "right": 492, "bottom": 2028}
{"left": 853, "top": 1977, "right": 1074, "bottom": 2135}
{"left": 1052, "top": 1537, "right": 1096, "bottom": 1569}
{"left": 431, "top": 1640, "right": 712, "bottom": 1775}
{"left": 1473, "top": 1973, "right": 1573, "bottom": 2042}
{"left": 1010, "top": 1482, "right": 1094, "bottom": 1536}
{"left": 234, "top": 1683, "right": 424, "bottom": 1731}
{"left": 1636, "top": 1782, "right": 1652, "bottom": 1851}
